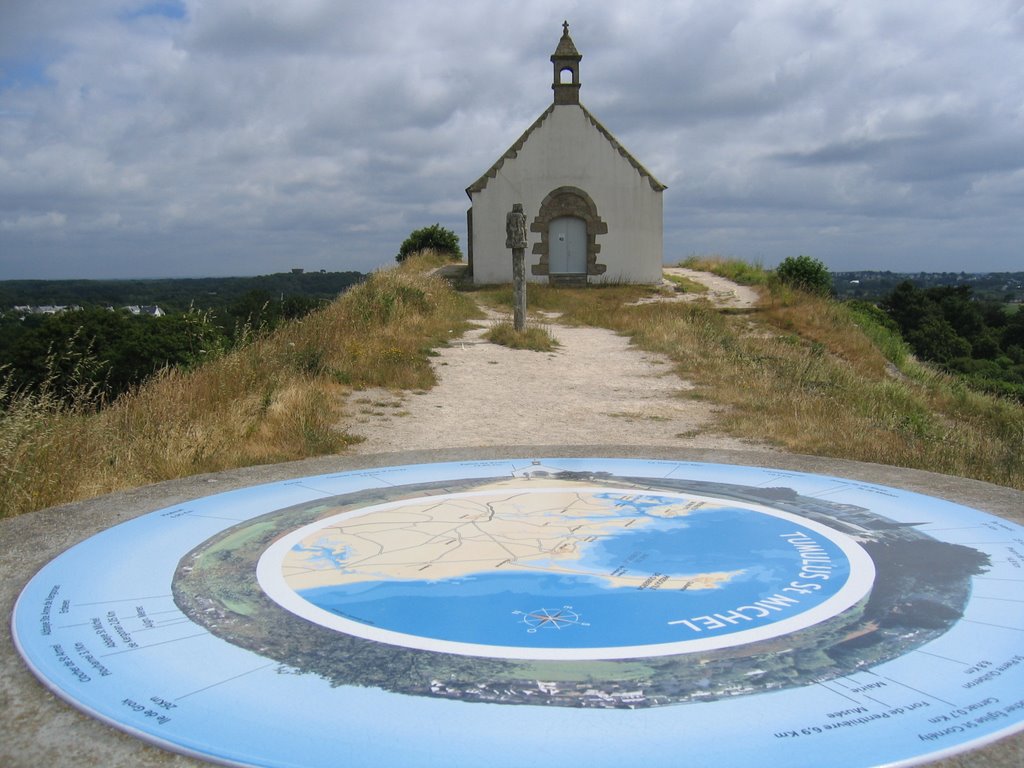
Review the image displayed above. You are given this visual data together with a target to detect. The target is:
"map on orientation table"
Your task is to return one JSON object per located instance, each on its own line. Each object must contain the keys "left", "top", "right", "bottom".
{"left": 12, "top": 458, "right": 1024, "bottom": 767}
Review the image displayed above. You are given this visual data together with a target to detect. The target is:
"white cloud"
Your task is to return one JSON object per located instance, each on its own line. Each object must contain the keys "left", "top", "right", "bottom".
{"left": 1, "top": 0, "right": 1022, "bottom": 277}
{"left": 0, "top": 211, "right": 67, "bottom": 231}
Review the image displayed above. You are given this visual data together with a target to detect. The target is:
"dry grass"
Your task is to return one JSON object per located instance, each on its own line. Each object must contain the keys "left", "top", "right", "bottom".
{"left": 679, "top": 255, "right": 770, "bottom": 286}
{"left": 474, "top": 283, "right": 656, "bottom": 321}
{"left": 512, "top": 276, "right": 1024, "bottom": 491}
{"left": 485, "top": 318, "right": 559, "bottom": 351}
{"left": 4, "top": 257, "right": 1021, "bottom": 518}
{"left": 0, "top": 255, "right": 480, "bottom": 518}
{"left": 665, "top": 273, "right": 709, "bottom": 294}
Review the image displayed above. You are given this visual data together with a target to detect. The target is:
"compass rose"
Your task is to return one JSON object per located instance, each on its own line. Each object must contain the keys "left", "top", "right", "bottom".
{"left": 513, "top": 605, "right": 590, "bottom": 633}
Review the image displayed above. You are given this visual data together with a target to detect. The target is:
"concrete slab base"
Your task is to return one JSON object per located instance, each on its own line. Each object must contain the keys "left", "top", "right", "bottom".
{"left": 3, "top": 446, "right": 1022, "bottom": 767}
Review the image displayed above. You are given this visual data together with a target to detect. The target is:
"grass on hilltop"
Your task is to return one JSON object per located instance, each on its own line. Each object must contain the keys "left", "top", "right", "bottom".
{"left": 479, "top": 266, "right": 1024, "bottom": 491}
{"left": 0, "top": 253, "right": 480, "bottom": 518}
{"left": 680, "top": 255, "right": 770, "bottom": 286}
{"left": 3, "top": 253, "right": 1022, "bottom": 519}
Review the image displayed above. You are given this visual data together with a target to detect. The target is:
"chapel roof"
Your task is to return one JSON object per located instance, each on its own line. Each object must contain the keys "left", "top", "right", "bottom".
{"left": 465, "top": 104, "right": 666, "bottom": 196}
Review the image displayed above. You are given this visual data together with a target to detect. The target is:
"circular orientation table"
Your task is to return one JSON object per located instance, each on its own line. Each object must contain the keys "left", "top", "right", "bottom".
{"left": 7, "top": 448, "right": 1024, "bottom": 768}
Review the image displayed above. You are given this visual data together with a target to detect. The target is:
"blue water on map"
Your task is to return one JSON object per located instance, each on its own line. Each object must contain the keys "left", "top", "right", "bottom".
{"left": 297, "top": 506, "right": 851, "bottom": 649}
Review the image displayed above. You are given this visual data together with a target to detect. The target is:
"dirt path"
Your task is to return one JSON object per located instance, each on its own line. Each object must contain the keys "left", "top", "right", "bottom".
{"left": 344, "top": 270, "right": 768, "bottom": 454}
{"left": 661, "top": 267, "right": 762, "bottom": 308}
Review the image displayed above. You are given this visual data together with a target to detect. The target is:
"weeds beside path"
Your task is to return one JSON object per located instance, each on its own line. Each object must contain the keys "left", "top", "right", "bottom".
{"left": 428, "top": 264, "right": 1023, "bottom": 491}
{"left": 343, "top": 300, "right": 762, "bottom": 453}
{"left": 342, "top": 265, "right": 1024, "bottom": 493}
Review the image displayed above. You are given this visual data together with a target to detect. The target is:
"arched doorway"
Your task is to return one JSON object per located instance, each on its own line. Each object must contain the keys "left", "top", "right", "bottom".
{"left": 530, "top": 186, "right": 608, "bottom": 283}
{"left": 548, "top": 216, "right": 587, "bottom": 275}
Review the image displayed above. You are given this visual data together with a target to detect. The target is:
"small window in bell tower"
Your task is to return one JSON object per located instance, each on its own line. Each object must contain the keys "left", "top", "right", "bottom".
{"left": 560, "top": 68, "right": 574, "bottom": 84}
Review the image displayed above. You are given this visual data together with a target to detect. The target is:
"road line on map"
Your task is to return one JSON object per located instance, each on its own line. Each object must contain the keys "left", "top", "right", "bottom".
{"left": 175, "top": 662, "right": 278, "bottom": 701}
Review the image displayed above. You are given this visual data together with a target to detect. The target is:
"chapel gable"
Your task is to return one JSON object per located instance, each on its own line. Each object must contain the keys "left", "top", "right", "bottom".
{"left": 465, "top": 23, "right": 666, "bottom": 286}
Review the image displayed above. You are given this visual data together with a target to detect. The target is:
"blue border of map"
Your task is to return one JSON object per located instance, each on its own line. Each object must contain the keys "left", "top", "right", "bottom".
{"left": 12, "top": 458, "right": 1024, "bottom": 768}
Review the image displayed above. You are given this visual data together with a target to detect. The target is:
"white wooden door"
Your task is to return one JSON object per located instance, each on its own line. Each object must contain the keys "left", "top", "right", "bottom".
{"left": 549, "top": 217, "right": 587, "bottom": 274}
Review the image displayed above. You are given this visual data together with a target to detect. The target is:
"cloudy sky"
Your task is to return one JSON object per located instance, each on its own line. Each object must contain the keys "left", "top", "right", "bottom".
{"left": 1, "top": 1, "right": 1022, "bottom": 279}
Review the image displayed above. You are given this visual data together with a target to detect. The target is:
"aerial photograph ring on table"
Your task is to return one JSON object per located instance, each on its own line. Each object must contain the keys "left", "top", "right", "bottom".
{"left": 12, "top": 457, "right": 1024, "bottom": 768}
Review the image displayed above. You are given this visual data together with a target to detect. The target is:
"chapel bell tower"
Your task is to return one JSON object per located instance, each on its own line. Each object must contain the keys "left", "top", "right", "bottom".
{"left": 551, "top": 20, "right": 582, "bottom": 105}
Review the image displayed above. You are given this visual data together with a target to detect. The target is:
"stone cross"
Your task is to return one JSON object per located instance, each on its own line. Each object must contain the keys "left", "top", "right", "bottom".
{"left": 505, "top": 203, "right": 528, "bottom": 331}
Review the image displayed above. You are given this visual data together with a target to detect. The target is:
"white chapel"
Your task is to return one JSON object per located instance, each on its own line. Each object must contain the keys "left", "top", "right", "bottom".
{"left": 465, "top": 22, "right": 666, "bottom": 286}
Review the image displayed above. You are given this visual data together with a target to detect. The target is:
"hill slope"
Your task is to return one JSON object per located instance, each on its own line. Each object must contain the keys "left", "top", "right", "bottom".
{"left": 2, "top": 255, "right": 1022, "bottom": 521}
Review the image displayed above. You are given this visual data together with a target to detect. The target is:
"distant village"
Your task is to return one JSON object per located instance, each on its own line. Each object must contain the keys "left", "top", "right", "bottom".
{"left": 0, "top": 270, "right": 363, "bottom": 318}
{"left": 10, "top": 304, "right": 166, "bottom": 317}
{"left": 832, "top": 270, "right": 1024, "bottom": 303}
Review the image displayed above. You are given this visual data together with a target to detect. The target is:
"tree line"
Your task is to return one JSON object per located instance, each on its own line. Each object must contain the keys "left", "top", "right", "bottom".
{"left": 0, "top": 271, "right": 363, "bottom": 314}
{"left": 0, "top": 272, "right": 364, "bottom": 404}
{"left": 879, "top": 281, "right": 1024, "bottom": 400}
{"left": 771, "top": 256, "right": 1024, "bottom": 401}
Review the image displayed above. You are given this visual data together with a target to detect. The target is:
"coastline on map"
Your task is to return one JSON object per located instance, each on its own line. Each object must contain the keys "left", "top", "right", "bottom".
{"left": 276, "top": 489, "right": 724, "bottom": 592}
{"left": 281, "top": 555, "right": 744, "bottom": 592}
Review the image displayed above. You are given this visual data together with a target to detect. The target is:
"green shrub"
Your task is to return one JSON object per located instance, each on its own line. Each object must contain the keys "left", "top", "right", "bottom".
{"left": 396, "top": 224, "right": 462, "bottom": 263}
{"left": 775, "top": 255, "right": 832, "bottom": 295}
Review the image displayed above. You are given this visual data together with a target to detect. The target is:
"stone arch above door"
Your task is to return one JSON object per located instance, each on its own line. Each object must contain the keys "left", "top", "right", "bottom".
{"left": 530, "top": 186, "right": 608, "bottom": 278}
